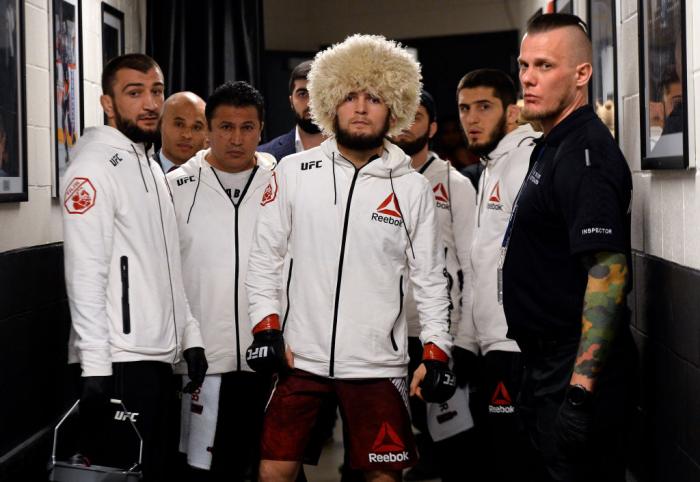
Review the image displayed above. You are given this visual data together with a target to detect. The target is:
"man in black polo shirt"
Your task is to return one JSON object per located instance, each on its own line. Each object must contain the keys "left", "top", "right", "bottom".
{"left": 502, "top": 13, "right": 637, "bottom": 482}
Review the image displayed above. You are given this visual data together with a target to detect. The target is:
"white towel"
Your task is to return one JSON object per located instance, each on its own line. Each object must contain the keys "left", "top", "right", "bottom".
{"left": 179, "top": 374, "right": 222, "bottom": 470}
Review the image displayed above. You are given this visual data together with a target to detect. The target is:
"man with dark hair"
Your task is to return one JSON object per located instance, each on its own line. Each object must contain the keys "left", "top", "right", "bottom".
{"left": 63, "top": 53, "right": 207, "bottom": 481}
{"left": 504, "top": 13, "right": 636, "bottom": 481}
{"left": 455, "top": 68, "right": 539, "bottom": 481}
{"left": 258, "top": 60, "right": 324, "bottom": 159}
{"left": 155, "top": 91, "right": 207, "bottom": 173}
{"left": 246, "top": 35, "right": 455, "bottom": 482}
{"left": 167, "top": 81, "right": 277, "bottom": 481}
{"left": 393, "top": 90, "right": 477, "bottom": 482}
{"left": 456, "top": 69, "right": 522, "bottom": 189}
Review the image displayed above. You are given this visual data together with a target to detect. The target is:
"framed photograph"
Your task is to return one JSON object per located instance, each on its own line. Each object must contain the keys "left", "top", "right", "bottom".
{"left": 556, "top": 0, "right": 574, "bottom": 14}
{"left": 52, "top": 0, "right": 83, "bottom": 193}
{"left": 638, "top": 0, "right": 688, "bottom": 169}
{"left": 0, "top": 0, "right": 27, "bottom": 202}
{"left": 102, "top": 3, "right": 124, "bottom": 66}
{"left": 588, "top": 0, "right": 618, "bottom": 139}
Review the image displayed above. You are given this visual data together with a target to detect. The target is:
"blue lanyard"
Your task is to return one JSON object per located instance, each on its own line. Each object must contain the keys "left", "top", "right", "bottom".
{"left": 500, "top": 145, "right": 546, "bottom": 251}
{"left": 497, "top": 145, "right": 545, "bottom": 305}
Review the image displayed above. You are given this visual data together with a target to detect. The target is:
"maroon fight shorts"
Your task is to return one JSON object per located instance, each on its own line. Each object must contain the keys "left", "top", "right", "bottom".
{"left": 261, "top": 369, "right": 417, "bottom": 471}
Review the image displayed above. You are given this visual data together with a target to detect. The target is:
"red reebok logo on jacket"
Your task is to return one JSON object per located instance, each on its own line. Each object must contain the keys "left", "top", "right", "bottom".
{"left": 489, "top": 182, "right": 501, "bottom": 203}
{"left": 376, "top": 193, "right": 402, "bottom": 218}
{"left": 433, "top": 183, "right": 449, "bottom": 203}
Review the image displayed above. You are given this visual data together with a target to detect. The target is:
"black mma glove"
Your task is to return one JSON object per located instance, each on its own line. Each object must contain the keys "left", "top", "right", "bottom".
{"left": 80, "top": 375, "right": 112, "bottom": 407}
{"left": 452, "top": 346, "right": 479, "bottom": 388}
{"left": 246, "top": 314, "right": 289, "bottom": 374}
{"left": 419, "top": 343, "right": 457, "bottom": 403}
{"left": 554, "top": 384, "right": 594, "bottom": 452}
{"left": 183, "top": 347, "right": 208, "bottom": 394}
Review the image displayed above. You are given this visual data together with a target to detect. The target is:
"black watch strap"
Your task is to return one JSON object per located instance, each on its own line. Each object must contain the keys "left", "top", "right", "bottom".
{"left": 566, "top": 384, "right": 592, "bottom": 408}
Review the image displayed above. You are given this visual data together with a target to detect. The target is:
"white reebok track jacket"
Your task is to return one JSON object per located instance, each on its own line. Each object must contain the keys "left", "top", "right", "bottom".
{"left": 404, "top": 153, "right": 477, "bottom": 353}
{"left": 167, "top": 149, "right": 276, "bottom": 374}
{"left": 63, "top": 126, "right": 204, "bottom": 377}
{"left": 246, "top": 138, "right": 452, "bottom": 379}
{"left": 460, "top": 124, "right": 539, "bottom": 354}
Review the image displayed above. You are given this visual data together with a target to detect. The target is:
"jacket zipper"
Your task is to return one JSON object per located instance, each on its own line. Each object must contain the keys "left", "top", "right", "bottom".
{"left": 211, "top": 166, "right": 259, "bottom": 371}
{"left": 329, "top": 166, "right": 362, "bottom": 377}
{"left": 120, "top": 256, "right": 131, "bottom": 334}
{"left": 390, "top": 275, "right": 404, "bottom": 351}
{"left": 140, "top": 146, "right": 179, "bottom": 361}
{"left": 282, "top": 259, "right": 294, "bottom": 332}
{"left": 477, "top": 166, "right": 486, "bottom": 228}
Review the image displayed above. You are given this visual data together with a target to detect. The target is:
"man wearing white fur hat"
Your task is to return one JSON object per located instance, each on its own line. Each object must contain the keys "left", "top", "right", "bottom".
{"left": 245, "top": 34, "right": 455, "bottom": 482}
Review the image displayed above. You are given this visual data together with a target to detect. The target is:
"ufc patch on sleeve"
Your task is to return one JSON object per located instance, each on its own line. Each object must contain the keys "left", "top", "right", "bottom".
{"left": 64, "top": 177, "right": 97, "bottom": 214}
{"left": 260, "top": 171, "right": 278, "bottom": 206}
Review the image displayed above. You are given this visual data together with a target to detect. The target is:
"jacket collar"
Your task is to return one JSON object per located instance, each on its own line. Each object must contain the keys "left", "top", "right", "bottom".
{"left": 189, "top": 149, "right": 270, "bottom": 206}
{"left": 541, "top": 105, "right": 596, "bottom": 147}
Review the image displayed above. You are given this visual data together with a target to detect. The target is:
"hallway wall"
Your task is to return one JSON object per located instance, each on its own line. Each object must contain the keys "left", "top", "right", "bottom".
{"left": 0, "top": 0, "right": 142, "bottom": 255}
{"left": 618, "top": 1, "right": 700, "bottom": 479}
{"left": 0, "top": 1, "right": 143, "bottom": 479}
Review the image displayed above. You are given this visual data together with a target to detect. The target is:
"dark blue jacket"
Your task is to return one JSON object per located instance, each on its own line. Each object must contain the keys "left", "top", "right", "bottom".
{"left": 258, "top": 128, "right": 296, "bottom": 162}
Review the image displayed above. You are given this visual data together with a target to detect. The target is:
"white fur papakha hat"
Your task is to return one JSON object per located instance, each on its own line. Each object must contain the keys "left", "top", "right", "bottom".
{"left": 307, "top": 34, "right": 422, "bottom": 138}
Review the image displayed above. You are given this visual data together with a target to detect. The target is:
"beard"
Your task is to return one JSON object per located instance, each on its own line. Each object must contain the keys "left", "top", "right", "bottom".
{"left": 394, "top": 130, "right": 430, "bottom": 156}
{"left": 334, "top": 115, "right": 390, "bottom": 151}
{"left": 114, "top": 107, "right": 160, "bottom": 144}
{"left": 295, "top": 110, "right": 321, "bottom": 134}
{"left": 521, "top": 93, "right": 570, "bottom": 122}
{"left": 466, "top": 114, "right": 507, "bottom": 158}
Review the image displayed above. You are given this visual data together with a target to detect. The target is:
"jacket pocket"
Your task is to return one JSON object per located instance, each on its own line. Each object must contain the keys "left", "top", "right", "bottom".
{"left": 120, "top": 256, "right": 131, "bottom": 334}
{"left": 283, "top": 258, "right": 294, "bottom": 332}
{"left": 390, "top": 275, "right": 404, "bottom": 351}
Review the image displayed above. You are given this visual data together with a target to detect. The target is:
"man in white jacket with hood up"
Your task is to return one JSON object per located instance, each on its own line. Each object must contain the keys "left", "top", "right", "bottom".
{"left": 62, "top": 54, "right": 206, "bottom": 482}
{"left": 245, "top": 35, "right": 455, "bottom": 482}
{"left": 167, "top": 81, "right": 277, "bottom": 480}
{"left": 457, "top": 68, "right": 540, "bottom": 481}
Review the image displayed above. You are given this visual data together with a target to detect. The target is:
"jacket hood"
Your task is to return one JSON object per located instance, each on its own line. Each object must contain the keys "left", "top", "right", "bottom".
{"left": 484, "top": 124, "right": 540, "bottom": 165}
{"left": 72, "top": 125, "right": 147, "bottom": 160}
{"left": 320, "top": 137, "right": 413, "bottom": 178}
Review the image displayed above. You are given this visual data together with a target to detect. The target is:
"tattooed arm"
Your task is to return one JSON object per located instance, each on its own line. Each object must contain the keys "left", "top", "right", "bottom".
{"left": 570, "top": 251, "right": 629, "bottom": 392}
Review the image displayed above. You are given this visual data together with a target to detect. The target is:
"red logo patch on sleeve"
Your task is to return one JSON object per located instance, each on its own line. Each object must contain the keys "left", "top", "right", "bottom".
{"left": 260, "top": 172, "right": 278, "bottom": 206}
{"left": 64, "top": 177, "right": 97, "bottom": 214}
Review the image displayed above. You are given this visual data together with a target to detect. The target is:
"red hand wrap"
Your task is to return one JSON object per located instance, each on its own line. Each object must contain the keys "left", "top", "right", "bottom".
{"left": 423, "top": 343, "right": 449, "bottom": 363}
{"left": 253, "top": 314, "right": 281, "bottom": 334}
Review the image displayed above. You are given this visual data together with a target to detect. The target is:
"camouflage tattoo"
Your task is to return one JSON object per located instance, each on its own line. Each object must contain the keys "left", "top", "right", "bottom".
{"left": 572, "top": 252, "right": 628, "bottom": 390}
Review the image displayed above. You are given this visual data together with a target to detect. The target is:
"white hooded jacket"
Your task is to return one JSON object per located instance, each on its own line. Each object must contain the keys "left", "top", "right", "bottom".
{"left": 167, "top": 149, "right": 276, "bottom": 374}
{"left": 246, "top": 138, "right": 452, "bottom": 379}
{"left": 459, "top": 123, "right": 539, "bottom": 354}
{"left": 404, "top": 153, "right": 477, "bottom": 352}
{"left": 63, "top": 126, "right": 204, "bottom": 376}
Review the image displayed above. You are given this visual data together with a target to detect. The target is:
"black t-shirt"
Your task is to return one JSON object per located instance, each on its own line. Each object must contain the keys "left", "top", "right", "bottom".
{"left": 502, "top": 106, "right": 632, "bottom": 341}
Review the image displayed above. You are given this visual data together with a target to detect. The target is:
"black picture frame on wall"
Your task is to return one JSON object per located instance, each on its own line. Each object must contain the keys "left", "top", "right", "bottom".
{"left": 52, "top": 0, "right": 84, "bottom": 196}
{"left": 588, "top": 0, "right": 619, "bottom": 140}
{"left": 102, "top": 3, "right": 124, "bottom": 66}
{"left": 0, "top": 0, "right": 27, "bottom": 203}
{"left": 556, "top": 0, "right": 574, "bottom": 14}
{"left": 638, "top": 0, "right": 689, "bottom": 169}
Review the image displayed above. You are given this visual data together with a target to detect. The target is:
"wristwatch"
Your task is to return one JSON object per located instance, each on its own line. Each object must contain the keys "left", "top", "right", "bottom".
{"left": 565, "top": 384, "right": 592, "bottom": 408}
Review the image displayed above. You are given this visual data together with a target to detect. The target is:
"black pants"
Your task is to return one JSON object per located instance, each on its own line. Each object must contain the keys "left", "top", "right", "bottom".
{"left": 515, "top": 327, "right": 638, "bottom": 482}
{"left": 470, "top": 349, "right": 536, "bottom": 482}
{"left": 185, "top": 371, "right": 272, "bottom": 482}
{"left": 80, "top": 361, "right": 177, "bottom": 482}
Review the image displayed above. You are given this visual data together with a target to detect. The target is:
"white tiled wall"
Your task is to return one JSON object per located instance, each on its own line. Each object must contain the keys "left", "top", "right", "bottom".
{"left": 0, "top": 0, "right": 142, "bottom": 253}
{"left": 618, "top": 1, "right": 700, "bottom": 269}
